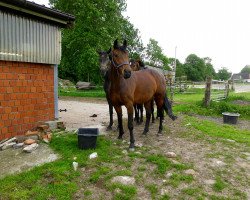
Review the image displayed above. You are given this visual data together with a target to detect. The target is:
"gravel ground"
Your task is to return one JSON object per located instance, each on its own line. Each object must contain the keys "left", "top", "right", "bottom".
{"left": 58, "top": 96, "right": 128, "bottom": 133}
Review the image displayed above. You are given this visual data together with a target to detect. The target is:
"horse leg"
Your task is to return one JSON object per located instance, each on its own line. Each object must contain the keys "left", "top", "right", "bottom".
{"left": 106, "top": 96, "right": 113, "bottom": 130}
{"left": 134, "top": 105, "right": 138, "bottom": 122}
{"left": 151, "top": 99, "right": 155, "bottom": 123}
{"left": 158, "top": 107, "right": 164, "bottom": 134}
{"left": 126, "top": 103, "right": 135, "bottom": 151}
{"left": 155, "top": 96, "right": 165, "bottom": 134}
{"left": 114, "top": 105, "right": 124, "bottom": 139}
{"left": 142, "top": 101, "right": 151, "bottom": 135}
{"left": 139, "top": 104, "right": 143, "bottom": 124}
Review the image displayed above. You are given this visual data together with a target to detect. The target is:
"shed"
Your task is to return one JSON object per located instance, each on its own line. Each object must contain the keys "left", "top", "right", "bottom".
{"left": 0, "top": 0, "right": 75, "bottom": 140}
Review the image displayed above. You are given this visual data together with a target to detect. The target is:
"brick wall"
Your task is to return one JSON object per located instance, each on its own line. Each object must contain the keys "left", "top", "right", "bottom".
{"left": 0, "top": 61, "right": 55, "bottom": 140}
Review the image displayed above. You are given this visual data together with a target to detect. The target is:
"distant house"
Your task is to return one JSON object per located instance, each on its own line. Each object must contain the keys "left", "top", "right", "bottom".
{"left": 0, "top": 0, "right": 75, "bottom": 140}
{"left": 231, "top": 73, "right": 250, "bottom": 82}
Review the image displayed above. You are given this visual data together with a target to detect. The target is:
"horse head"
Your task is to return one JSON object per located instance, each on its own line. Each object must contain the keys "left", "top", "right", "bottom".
{"left": 97, "top": 48, "right": 111, "bottom": 76}
{"left": 111, "top": 39, "right": 132, "bottom": 79}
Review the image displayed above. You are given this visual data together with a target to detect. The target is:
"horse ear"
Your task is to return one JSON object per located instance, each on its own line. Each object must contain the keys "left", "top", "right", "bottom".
{"left": 114, "top": 39, "right": 118, "bottom": 49}
{"left": 123, "top": 40, "right": 127, "bottom": 48}
{"left": 107, "top": 47, "right": 111, "bottom": 54}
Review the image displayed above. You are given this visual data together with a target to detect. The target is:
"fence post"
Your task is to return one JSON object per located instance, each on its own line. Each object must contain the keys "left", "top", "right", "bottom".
{"left": 204, "top": 77, "right": 212, "bottom": 106}
{"left": 225, "top": 81, "right": 230, "bottom": 98}
{"left": 231, "top": 79, "right": 235, "bottom": 91}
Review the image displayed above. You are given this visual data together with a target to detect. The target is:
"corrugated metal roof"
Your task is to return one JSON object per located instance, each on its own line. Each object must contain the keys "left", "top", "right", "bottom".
{"left": 0, "top": 11, "right": 61, "bottom": 64}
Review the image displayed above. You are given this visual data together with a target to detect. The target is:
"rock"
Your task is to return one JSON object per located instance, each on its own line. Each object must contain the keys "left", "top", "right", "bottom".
{"left": 89, "top": 152, "right": 98, "bottom": 159}
{"left": 72, "top": 162, "right": 78, "bottom": 171}
{"left": 24, "top": 139, "right": 37, "bottom": 145}
{"left": 166, "top": 172, "right": 173, "bottom": 178}
{"left": 122, "top": 150, "right": 128, "bottom": 155}
{"left": 204, "top": 179, "right": 215, "bottom": 185}
{"left": 0, "top": 137, "right": 17, "bottom": 148}
{"left": 25, "top": 131, "right": 39, "bottom": 136}
{"left": 171, "top": 160, "right": 180, "bottom": 164}
{"left": 37, "top": 125, "right": 49, "bottom": 132}
{"left": 211, "top": 159, "right": 226, "bottom": 167}
{"left": 23, "top": 143, "right": 39, "bottom": 153}
{"left": 135, "top": 142, "right": 143, "bottom": 148}
{"left": 184, "top": 169, "right": 197, "bottom": 175}
{"left": 160, "top": 188, "right": 168, "bottom": 195}
{"left": 165, "top": 152, "right": 177, "bottom": 158}
{"left": 1, "top": 142, "right": 16, "bottom": 150}
{"left": 13, "top": 143, "right": 24, "bottom": 149}
{"left": 76, "top": 81, "right": 96, "bottom": 90}
{"left": 111, "top": 176, "right": 135, "bottom": 185}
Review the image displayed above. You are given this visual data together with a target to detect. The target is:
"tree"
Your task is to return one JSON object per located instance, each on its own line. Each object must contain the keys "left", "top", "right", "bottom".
{"left": 240, "top": 65, "right": 250, "bottom": 73}
{"left": 203, "top": 57, "right": 217, "bottom": 79}
{"left": 145, "top": 38, "right": 169, "bottom": 69}
{"left": 183, "top": 54, "right": 206, "bottom": 81}
{"left": 49, "top": 0, "right": 143, "bottom": 84}
{"left": 217, "top": 68, "right": 231, "bottom": 80}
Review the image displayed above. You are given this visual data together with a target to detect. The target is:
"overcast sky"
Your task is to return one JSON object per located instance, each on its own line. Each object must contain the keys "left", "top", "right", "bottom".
{"left": 33, "top": 0, "right": 249, "bottom": 73}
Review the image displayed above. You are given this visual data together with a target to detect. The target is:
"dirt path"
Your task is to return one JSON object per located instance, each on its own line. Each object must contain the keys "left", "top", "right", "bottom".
{"left": 58, "top": 96, "right": 127, "bottom": 132}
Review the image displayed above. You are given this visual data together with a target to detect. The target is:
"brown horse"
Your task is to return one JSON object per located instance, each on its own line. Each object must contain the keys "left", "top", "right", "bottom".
{"left": 130, "top": 59, "right": 155, "bottom": 124}
{"left": 110, "top": 39, "right": 176, "bottom": 150}
{"left": 97, "top": 48, "right": 114, "bottom": 130}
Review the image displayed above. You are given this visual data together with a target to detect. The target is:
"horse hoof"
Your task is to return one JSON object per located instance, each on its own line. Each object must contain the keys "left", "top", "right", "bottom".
{"left": 170, "top": 115, "right": 177, "bottom": 121}
{"left": 129, "top": 147, "right": 135, "bottom": 152}
{"left": 106, "top": 126, "right": 112, "bottom": 131}
{"left": 117, "top": 136, "right": 123, "bottom": 140}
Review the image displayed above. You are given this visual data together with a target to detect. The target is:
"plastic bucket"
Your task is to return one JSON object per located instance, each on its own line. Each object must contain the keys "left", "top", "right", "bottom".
{"left": 78, "top": 128, "right": 99, "bottom": 150}
{"left": 222, "top": 112, "right": 240, "bottom": 124}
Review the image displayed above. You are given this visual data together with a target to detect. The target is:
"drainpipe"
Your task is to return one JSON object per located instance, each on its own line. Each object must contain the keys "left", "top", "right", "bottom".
{"left": 54, "top": 65, "right": 59, "bottom": 120}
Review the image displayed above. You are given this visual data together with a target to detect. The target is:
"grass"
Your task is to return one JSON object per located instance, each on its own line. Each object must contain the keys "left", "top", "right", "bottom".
{"left": 212, "top": 177, "right": 228, "bottom": 192}
{"left": 184, "top": 116, "right": 250, "bottom": 146}
{"left": 59, "top": 87, "right": 105, "bottom": 98}
{"left": 145, "top": 184, "right": 158, "bottom": 199}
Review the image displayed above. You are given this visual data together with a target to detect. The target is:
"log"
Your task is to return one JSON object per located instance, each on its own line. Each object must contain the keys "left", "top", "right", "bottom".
{"left": 76, "top": 82, "right": 96, "bottom": 90}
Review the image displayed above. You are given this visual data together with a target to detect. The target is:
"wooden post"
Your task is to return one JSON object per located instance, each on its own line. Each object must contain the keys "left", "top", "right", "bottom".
{"left": 231, "top": 79, "right": 235, "bottom": 91}
{"left": 204, "top": 77, "right": 212, "bottom": 107}
{"left": 225, "top": 81, "right": 230, "bottom": 98}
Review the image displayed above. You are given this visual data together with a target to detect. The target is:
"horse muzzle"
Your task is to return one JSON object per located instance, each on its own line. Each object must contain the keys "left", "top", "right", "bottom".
{"left": 124, "top": 70, "right": 131, "bottom": 79}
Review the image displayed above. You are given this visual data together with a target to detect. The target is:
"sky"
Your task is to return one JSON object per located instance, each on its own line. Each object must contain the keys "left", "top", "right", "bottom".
{"left": 33, "top": 0, "right": 250, "bottom": 73}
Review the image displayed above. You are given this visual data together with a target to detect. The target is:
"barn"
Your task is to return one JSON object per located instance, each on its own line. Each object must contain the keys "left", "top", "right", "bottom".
{"left": 0, "top": 0, "right": 75, "bottom": 140}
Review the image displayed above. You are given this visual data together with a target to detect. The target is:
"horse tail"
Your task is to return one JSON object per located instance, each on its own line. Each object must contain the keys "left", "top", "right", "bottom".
{"left": 163, "top": 95, "right": 177, "bottom": 121}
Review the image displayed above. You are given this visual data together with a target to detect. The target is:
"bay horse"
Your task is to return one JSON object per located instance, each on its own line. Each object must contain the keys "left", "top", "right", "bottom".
{"left": 130, "top": 59, "right": 155, "bottom": 124}
{"left": 97, "top": 48, "right": 113, "bottom": 130}
{"left": 110, "top": 39, "right": 176, "bottom": 150}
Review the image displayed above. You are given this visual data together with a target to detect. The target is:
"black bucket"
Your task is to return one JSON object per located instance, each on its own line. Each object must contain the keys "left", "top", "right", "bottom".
{"left": 78, "top": 128, "right": 99, "bottom": 150}
{"left": 222, "top": 112, "right": 240, "bottom": 124}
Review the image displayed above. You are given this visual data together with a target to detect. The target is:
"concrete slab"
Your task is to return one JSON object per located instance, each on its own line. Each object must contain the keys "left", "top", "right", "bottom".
{"left": 0, "top": 143, "right": 59, "bottom": 179}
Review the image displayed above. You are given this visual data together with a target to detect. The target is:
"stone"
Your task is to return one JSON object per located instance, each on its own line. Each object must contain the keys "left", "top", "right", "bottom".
{"left": 24, "top": 139, "right": 37, "bottom": 145}
{"left": 122, "top": 150, "right": 128, "bottom": 155}
{"left": 135, "top": 142, "right": 143, "bottom": 148}
{"left": 13, "top": 143, "right": 24, "bottom": 149}
{"left": 211, "top": 159, "right": 226, "bottom": 167}
{"left": 37, "top": 125, "right": 49, "bottom": 132}
{"left": 1, "top": 142, "right": 16, "bottom": 150}
{"left": 72, "top": 162, "right": 78, "bottom": 171}
{"left": 165, "top": 152, "right": 177, "bottom": 158}
{"left": 0, "top": 137, "right": 17, "bottom": 148}
{"left": 184, "top": 169, "right": 197, "bottom": 175}
{"left": 111, "top": 176, "right": 135, "bottom": 185}
{"left": 89, "top": 152, "right": 98, "bottom": 159}
{"left": 204, "top": 179, "right": 215, "bottom": 185}
{"left": 23, "top": 143, "right": 39, "bottom": 153}
{"left": 25, "top": 131, "right": 39, "bottom": 136}
{"left": 166, "top": 172, "right": 173, "bottom": 178}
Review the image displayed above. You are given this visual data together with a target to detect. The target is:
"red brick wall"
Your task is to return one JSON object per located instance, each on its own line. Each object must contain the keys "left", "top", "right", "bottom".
{"left": 0, "top": 61, "right": 55, "bottom": 140}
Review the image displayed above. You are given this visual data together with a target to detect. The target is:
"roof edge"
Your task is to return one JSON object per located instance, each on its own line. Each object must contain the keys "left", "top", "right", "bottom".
{"left": 0, "top": 0, "right": 75, "bottom": 27}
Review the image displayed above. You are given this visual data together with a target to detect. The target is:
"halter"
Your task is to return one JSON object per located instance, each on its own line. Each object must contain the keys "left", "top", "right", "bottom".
{"left": 111, "top": 52, "right": 130, "bottom": 68}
